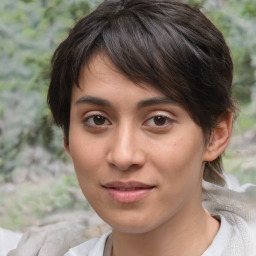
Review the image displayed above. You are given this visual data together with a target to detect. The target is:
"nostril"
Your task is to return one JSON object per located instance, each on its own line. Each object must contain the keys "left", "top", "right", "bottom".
{"left": 106, "top": 134, "right": 146, "bottom": 171}
{"left": 108, "top": 162, "right": 144, "bottom": 172}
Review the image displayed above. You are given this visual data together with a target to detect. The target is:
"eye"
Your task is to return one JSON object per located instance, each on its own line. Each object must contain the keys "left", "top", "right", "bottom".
{"left": 83, "top": 115, "right": 111, "bottom": 127}
{"left": 144, "top": 115, "right": 173, "bottom": 127}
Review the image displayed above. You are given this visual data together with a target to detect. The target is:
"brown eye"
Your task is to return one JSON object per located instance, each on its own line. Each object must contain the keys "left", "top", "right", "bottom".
{"left": 83, "top": 114, "right": 111, "bottom": 127}
{"left": 144, "top": 115, "right": 173, "bottom": 128}
{"left": 153, "top": 116, "right": 167, "bottom": 126}
{"left": 93, "top": 115, "right": 106, "bottom": 125}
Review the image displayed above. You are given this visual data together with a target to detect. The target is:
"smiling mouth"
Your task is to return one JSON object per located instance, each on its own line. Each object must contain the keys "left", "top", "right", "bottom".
{"left": 102, "top": 181, "right": 155, "bottom": 203}
{"left": 114, "top": 187, "right": 145, "bottom": 191}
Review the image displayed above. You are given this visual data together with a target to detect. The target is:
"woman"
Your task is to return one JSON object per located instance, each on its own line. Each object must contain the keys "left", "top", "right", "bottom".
{"left": 8, "top": 0, "right": 256, "bottom": 255}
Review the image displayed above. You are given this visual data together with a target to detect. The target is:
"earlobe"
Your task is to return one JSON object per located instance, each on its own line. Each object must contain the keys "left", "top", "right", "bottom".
{"left": 203, "top": 110, "right": 233, "bottom": 162}
{"left": 64, "top": 136, "right": 71, "bottom": 157}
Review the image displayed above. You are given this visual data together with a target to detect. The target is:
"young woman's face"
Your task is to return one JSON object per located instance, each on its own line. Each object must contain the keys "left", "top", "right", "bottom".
{"left": 66, "top": 54, "right": 209, "bottom": 234}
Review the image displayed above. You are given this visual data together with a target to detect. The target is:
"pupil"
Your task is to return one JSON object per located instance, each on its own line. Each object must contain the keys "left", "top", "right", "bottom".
{"left": 94, "top": 115, "right": 105, "bottom": 125}
{"left": 154, "top": 116, "right": 166, "bottom": 126}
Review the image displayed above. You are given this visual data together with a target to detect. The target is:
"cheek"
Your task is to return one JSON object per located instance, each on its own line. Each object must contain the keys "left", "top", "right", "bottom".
{"left": 151, "top": 137, "right": 204, "bottom": 211}
{"left": 151, "top": 134, "right": 205, "bottom": 182}
{"left": 69, "top": 137, "right": 106, "bottom": 181}
{"left": 152, "top": 136, "right": 194, "bottom": 163}
{"left": 68, "top": 141, "right": 105, "bottom": 205}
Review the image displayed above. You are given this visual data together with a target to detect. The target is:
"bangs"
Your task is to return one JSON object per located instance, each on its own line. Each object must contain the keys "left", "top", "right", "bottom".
{"left": 71, "top": 2, "right": 203, "bottom": 104}
{"left": 49, "top": 0, "right": 235, "bottom": 142}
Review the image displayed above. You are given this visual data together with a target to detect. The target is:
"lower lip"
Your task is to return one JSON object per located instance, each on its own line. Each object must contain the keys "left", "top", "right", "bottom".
{"left": 105, "top": 188, "right": 154, "bottom": 204}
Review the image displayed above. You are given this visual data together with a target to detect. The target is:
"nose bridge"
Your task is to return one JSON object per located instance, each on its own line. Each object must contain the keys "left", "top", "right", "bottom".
{"left": 117, "top": 121, "right": 134, "bottom": 151}
{"left": 108, "top": 120, "right": 145, "bottom": 170}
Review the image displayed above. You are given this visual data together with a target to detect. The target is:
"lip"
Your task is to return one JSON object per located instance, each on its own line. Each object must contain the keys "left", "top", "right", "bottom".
{"left": 102, "top": 181, "right": 155, "bottom": 204}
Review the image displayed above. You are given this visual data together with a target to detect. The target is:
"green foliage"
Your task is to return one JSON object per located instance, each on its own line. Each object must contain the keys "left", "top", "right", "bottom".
{"left": 203, "top": 0, "right": 256, "bottom": 103}
{"left": 0, "top": 174, "right": 89, "bottom": 229}
{"left": 0, "top": 0, "right": 92, "bottom": 177}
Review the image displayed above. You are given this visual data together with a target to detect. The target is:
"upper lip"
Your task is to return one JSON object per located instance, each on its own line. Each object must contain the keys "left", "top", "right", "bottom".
{"left": 102, "top": 181, "right": 155, "bottom": 189}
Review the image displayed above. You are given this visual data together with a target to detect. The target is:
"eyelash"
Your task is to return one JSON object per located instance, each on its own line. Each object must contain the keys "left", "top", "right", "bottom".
{"left": 82, "top": 114, "right": 173, "bottom": 128}
{"left": 144, "top": 115, "right": 173, "bottom": 127}
{"left": 82, "top": 114, "right": 111, "bottom": 127}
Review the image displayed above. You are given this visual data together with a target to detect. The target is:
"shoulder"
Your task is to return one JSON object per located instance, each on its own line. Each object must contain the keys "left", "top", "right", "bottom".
{"left": 222, "top": 213, "right": 256, "bottom": 255}
{"left": 202, "top": 175, "right": 256, "bottom": 256}
{"left": 203, "top": 213, "right": 256, "bottom": 256}
{"left": 0, "top": 228, "right": 22, "bottom": 256}
{"left": 202, "top": 174, "right": 256, "bottom": 223}
{"left": 64, "top": 231, "right": 112, "bottom": 256}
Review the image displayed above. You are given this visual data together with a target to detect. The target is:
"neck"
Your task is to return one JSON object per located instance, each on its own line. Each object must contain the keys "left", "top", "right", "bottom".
{"left": 111, "top": 206, "right": 219, "bottom": 256}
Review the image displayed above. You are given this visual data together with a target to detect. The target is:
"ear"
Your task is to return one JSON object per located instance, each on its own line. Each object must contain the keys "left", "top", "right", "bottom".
{"left": 203, "top": 110, "right": 233, "bottom": 162}
{"left": 64, "top": 136, "right": 71, "bottom": 157}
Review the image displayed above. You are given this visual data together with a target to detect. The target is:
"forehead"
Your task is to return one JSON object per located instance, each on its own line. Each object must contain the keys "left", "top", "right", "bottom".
{"left": 73, "top": 53, "right": 170, "bottom": 102}
{"left": 70, "top": 54, "right": 196, "bottom": 126}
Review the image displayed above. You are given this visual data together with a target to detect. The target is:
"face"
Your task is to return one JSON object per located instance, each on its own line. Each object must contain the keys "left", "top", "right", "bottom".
{"left": 66, "top": 54, "right": 210, "bottom": 234}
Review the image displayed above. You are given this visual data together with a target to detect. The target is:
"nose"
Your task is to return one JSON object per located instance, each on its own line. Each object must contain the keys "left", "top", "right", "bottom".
{"left": 106, "top": 123, "right": 146, "bottom": 171}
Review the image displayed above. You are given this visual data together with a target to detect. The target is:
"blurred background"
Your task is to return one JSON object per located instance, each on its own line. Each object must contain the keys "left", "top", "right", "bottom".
{"left": 0, "top": 0, "right": 255, "bottom": 231}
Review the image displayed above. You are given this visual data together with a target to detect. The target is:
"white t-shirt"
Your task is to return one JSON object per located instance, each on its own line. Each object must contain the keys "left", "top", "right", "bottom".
{"left": 0, "top": 228, "right": 22, "bottom": 256}
{"left": 64, "top": 213, "right": 255, "bottom": 256}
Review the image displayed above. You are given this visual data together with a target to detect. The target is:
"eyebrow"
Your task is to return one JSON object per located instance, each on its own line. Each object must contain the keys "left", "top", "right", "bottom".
{"left": 75, "top": 96, "right": 177, "bottom": 108}
{"left": 137, "top": 96, "right": 178, "bottom": 108}
{"left": 75, "top": 96, "right": 111, "bottom": 107}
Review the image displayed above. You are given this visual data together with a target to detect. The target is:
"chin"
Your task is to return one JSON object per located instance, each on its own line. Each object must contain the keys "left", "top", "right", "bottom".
{"left": 106, "top": 216, "right": 160, "bottom": 234}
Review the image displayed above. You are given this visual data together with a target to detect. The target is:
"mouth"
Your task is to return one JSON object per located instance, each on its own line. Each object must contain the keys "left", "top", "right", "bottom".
{"left": 102, "top": 181, "right": 155, "bottom": 203}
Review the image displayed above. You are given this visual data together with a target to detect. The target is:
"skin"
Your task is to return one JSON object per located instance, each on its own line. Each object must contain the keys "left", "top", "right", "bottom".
{"left": 65, "top": 54, "right": 232, "bottom": 256}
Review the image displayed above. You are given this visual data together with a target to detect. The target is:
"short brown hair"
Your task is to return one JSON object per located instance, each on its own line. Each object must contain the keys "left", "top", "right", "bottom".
{"left": 48, "top": 0, "right": 238, "bottom": 175}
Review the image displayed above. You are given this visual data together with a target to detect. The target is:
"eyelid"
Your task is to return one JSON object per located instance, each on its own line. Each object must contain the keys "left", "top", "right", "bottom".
{"left": 143, "top": 112, "right": 175, "bottom": 127}
{"left": 82, "top": 111, "right": 112, "bottom": 127}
